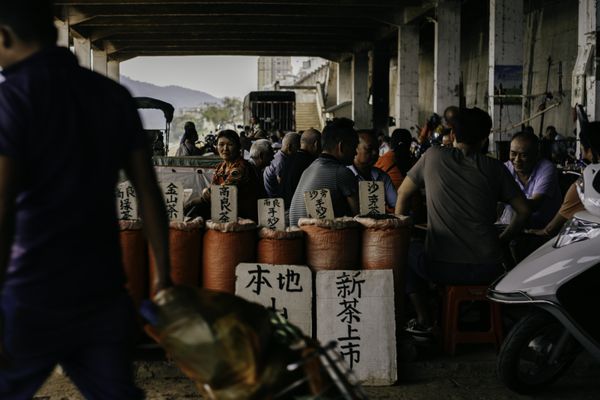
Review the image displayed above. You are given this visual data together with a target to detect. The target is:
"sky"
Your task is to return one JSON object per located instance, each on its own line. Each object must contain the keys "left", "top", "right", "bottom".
{"left": 120, "top": 56, "right": 306, "bottom": 100}
{"left": 121, "top": 56, "right": 257, "bottom": 99}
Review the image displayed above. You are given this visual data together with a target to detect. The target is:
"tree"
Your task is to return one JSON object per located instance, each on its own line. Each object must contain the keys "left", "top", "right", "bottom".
{"left": 201, "top": 97, "right": 243, "bottom": 129}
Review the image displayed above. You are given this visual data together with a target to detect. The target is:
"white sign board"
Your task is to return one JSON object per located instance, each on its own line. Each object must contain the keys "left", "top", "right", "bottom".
{"left": 359, "top": 181, "right": 385, "bottom": 216}
{"left": 316, "top": 270, "right": 397, "bottom": 386}
{"left": 116, "top": 181, "right": 138, "bottom": 220}
{"left": 235, "top": 263, "right": 313, "bottom": 336}
{"left": 303, "top": 189, "right": 335, "bottom": 221}
{"left": 258, "top": 198, "right": 286, "bottom": 231}
{"left": 211, "top": 184, "right": 238, "bottom": 223}
{"left": 161, "top": 182, "right": 184, "bottom": 222}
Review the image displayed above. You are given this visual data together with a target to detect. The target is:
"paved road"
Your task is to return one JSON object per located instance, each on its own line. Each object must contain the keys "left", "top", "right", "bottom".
{"left": 36, "top": 345, "right": 600, "bottom": 399}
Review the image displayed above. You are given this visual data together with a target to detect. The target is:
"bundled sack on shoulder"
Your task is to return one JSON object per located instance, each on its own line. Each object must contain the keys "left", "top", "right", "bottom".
{"left": 257, "top": 227, "right": 304, "bottom": 265}
{"left": 203, "top": 219, "right": 257, "bottom": 293}
{"left": 298, "top": 217, "right": 360, "bottom": 271}
{"left": 150, "top": 218, "right": 204, "bottom": 296}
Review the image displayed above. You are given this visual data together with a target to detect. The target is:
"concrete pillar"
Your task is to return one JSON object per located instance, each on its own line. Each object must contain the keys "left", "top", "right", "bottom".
{"left": 572, "top": 0, "right": 600, "bottom": 121}
{"left": 54, "top": 19, "right": 69, "bottom": 47}
{"left": 92, "top": 49, "right": 108, "bottom": 76}
{"left": 396, "top": 23, "right": 420, "bottom": 131}
{"left": 107, "top": 60, "right": 120, "bottom": 82}
{"left": 73, "top": 37, "right": 91, "bottom": 69}
{"left": 337, "top": 59, "right": 353, "bottom": 104}
{"left": 433, "top": 0, "right": 461, "bottom": 115}
{"left": 488, "top": 0, "right": 524, "bottom": 142}
{"left": 372, "top": 41, "right": 390, "bottom": 133}
{"left": 352, "top": 50, "right": 371, "bottom": 128}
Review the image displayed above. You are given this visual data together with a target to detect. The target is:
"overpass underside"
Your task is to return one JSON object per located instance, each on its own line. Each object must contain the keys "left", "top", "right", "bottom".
{"left": 54, "top": 0, "right": 600, "bottom": 140}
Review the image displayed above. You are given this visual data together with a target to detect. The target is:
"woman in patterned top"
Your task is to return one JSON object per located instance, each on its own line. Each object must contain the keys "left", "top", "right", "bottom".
{"left": 212, "top": 130, "right": 260, "bottom": 221}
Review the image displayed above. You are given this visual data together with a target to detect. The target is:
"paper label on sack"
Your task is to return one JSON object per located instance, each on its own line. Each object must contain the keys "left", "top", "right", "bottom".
{"left": 359, "top": 181, "right": 385, "bottom": 215}
{"left": 235, "top": 263, "right": 313, "bottom": 336}
{"left": 316, "top": 269, "right": 397, "bottom": 385}
{"left": 161, "top": 182, "right": 184, "bottom": 222}
{"left": 303, "top": 189, "right": 335, "bottom": 221}
{"left": 258, "top": 198, "right": 285, "bottom": 231}
{"left": 116, "top": 181, "right": 138, "bottom": 220}
{"left": 211, "top": 184, "right": 238, "bottom": 223}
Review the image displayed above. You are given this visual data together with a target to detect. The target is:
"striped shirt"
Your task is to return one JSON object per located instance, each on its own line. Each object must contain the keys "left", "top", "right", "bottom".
{"left": 288, "top": 154, "right": 358, "bottom": 226}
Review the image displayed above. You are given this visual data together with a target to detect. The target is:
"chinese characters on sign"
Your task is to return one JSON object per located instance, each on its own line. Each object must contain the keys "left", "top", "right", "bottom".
{"left": 211, "top": 184, "right": 238, "bottom": 223}
{"left": 116, "top": 181, "right": 138, "bottom": 220}
{"left": 161, "top": 182, "right": 184, "bottom": 222}
{"left": 358, "top": 181, "right": 385, "bottom": 216}
{"left": 258, "top": 198, "right": 285, "bottom": 231}
{"left": 235, "top": 263, "right": 312, "bottom": 335}
{"left": 303, "top": 189, "right": 335, "bottom": 221}
{"left": 316, "top": 270, "right": 397, "bottom": 385}
{"left": 335, "top": 271, "right": 365, "bottom": 370}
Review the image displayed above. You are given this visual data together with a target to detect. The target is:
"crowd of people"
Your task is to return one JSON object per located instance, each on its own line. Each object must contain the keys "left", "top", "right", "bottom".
{"left": 1, "top": 1, "right": 599, "bottom": 396}
{"left": 180, "top": 106, "right": 600, "bottom": 337}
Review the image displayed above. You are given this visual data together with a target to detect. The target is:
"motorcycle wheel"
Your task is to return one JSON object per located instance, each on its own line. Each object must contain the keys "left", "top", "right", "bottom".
{"left": 497, "top": 311, "right": 578, "bottom": 394}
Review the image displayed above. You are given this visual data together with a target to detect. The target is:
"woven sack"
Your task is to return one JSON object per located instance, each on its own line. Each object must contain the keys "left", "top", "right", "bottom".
{"left": 203, "top": 218, "right": 257, "bottom": 293}
{"left": 298, "top": 217, "right": 360, "bottom": 271}
{"left": 119, "top": 220, "right": 147, "bottom": 309}
{"left": 149, "top": 218, "right": 204, "bottom": 296}
{"left": 356, "top": 215, "right": 412, "bottom": 326}
{"left": 355, "top": 216, "right": 412, "bottom": 270}
{"left": 257, "top": 227, "right": 304, "bottom": 265}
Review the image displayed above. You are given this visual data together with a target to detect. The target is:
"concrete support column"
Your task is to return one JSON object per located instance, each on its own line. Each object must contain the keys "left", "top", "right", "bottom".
{"left": 396, "top": 23, "right": 420, "bottom": 131}
{"left": 433, "top": 0, "right": 461, "bottom": 114}
{"left": 73, "top": 37, "right": 91, "bottom": 69}
{"left": 107, "top": 60, "right": 120, "bottom": 82}
{"left": 572, "top": 0, "right": 600, "bottom": 121}
{"left": 54, "top": 19, "right": 69, "bottom": 47}
{"left": 488, "top": 0, "right": 524, "bottom": 142}
{"left": 352, "top": 50, "right": 371, "bottom": 128}
{"left": 372, "top": 41, "right": 391, "bottom": 133}
{"left": 337, "top": 58, "right": 353, "bottom": 104}
{"left": 92, "top": 49, "right": 108, "bottom": 76}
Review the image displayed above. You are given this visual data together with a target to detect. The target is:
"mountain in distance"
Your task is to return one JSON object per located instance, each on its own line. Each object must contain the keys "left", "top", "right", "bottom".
{"left": 121, "top": 75, "right": 222, "bottom": 108}
{"left": 120, "top": 76, "right": 222, "bottom": 129}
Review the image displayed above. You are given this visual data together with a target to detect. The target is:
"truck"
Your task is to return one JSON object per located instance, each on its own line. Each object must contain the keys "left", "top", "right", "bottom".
{"left": 243, "top": 91, "right": 295, "bottom": 132}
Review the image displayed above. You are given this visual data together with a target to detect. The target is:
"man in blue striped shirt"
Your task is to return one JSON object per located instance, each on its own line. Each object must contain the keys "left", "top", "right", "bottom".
{"left": 289, "top": 119, "right": 359, "bottom": 226}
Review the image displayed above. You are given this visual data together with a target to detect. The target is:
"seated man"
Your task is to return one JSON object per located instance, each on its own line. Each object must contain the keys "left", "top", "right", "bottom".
{"left": 499, "top": 131, "right": 562, "bottom": 229}
{"left": 264, "top": 132, "right": 300, "bottom": 199}
{"left": 348, "top": 130, "right": 396, "bottom": 211}
{"left": 540, "top": 125, "right": 568, "bottom": 163}
{"left": 530, "top": 121, "right": 600, "bottom": 237}
{"left": 396, "top": 108, "right": 529, "bottom": 335}
{"left": 248, "top": 139, "right": 274, "bottom": 198}
{"left": 289, "top": 119, "right": 359, "bottom": 226}
{"left": 282, "top": 128, "right": 321, "bottom": 208}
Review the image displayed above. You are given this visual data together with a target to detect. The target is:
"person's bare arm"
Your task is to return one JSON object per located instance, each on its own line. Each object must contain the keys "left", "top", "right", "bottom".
{"left": 346, "top": 193, "right": 359, "bottom": 216}
{"left": 499, "top": 194, "right": 531, "bottom": 242}
{"left": 395, "top": 176, "right": 419, "bottom": 216}
{"left": 0, "top": 157, "right": 17, "bottom": 291}
{"left": 124, "top": 148, "right": 172, "bottom": 293}
{"left": 528, "top": 213, "right": 567, "bottom": 238}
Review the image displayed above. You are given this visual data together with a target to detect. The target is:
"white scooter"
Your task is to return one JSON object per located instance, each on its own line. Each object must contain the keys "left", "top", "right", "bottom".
{"left": 488, "top": 163, "right": 600, "bottom": 394}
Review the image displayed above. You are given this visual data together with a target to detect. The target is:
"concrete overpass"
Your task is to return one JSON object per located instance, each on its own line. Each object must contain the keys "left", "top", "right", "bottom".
{"left": 53, "top": 0, "right": 600, "bottom": 140}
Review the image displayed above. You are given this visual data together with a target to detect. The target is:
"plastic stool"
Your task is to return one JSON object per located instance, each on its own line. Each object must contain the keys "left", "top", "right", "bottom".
{"left": 442, "top": 285, "right": 503, "bottom": 355}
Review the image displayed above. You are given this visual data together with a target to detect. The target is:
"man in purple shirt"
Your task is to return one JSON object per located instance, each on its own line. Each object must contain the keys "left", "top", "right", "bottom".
{"left": 500, "top": 131, "right": 562, "bottom": 229}
{"left": 0, "top": 2, "right": 171, "bottom": 398}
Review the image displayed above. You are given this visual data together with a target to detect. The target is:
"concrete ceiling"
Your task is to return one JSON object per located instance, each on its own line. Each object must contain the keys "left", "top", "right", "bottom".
{"left": 54, "top": 0, "right": 427, "bottom": 61}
